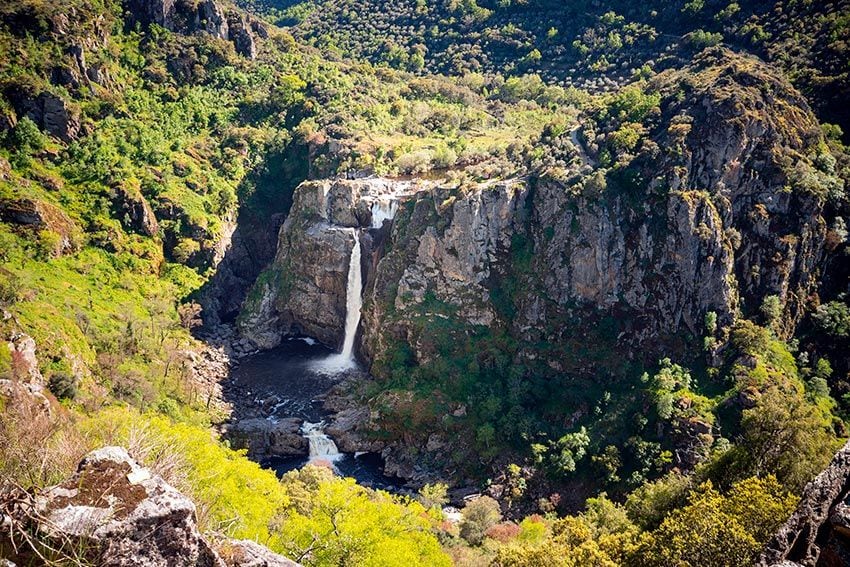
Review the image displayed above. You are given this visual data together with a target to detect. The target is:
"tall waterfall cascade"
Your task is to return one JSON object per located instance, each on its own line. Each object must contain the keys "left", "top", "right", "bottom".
{"left": 340, "top": 230, "right": 362, "bottom": 360}
{"left": 312, "top": 228, "right": 362, "bottom": 374}
{"left": 302, "top": 421, "right": 342, "bottom": 462}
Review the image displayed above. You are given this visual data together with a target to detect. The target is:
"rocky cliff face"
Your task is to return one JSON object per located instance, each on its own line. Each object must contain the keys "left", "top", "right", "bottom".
{"left": 239, "top": 178, "right": 429, "bottom": 349}
{"left": 367, "top": 50, "right": 835, "bottom": 375}
{"left": 125, "top": 0, "right": 261, "bottom": 58}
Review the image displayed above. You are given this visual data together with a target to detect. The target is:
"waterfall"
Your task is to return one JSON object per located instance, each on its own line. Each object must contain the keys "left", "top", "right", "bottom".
{"left": 340, "top": 230, "right": 362, "bottom": 359}
{"left": 371, "top": 199, "right": 398, "bottom": 228}
{"left": 302, "top": 421, "right": 342, "bottom": 462}
{"left": 312, "top": 229, "right": 362, "bottom": 373}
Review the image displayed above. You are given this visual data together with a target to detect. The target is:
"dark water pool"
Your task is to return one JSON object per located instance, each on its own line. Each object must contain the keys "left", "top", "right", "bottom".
{"left": 228, "top": 337, "right": 337, "bottom": 421}
{"left": 227, "top": 337, "right": 407, "bottom": 492}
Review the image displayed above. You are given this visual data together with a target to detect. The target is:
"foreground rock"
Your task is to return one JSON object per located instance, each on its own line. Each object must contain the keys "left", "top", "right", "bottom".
{"left": 0, "top": 446, "right": 299, "bottom": 566}
{"left": 216, "top": 539, "right": 300, "bottom": 567}
{"left": 758, "top": 439, "right": 850, "bottom": 566}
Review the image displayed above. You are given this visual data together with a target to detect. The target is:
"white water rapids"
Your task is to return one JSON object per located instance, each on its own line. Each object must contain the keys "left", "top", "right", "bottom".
{"left": 302, "top": 421, "right": 342, "bottom": 462}
{"left": 312, "top": 229, "right": 362, "bottom": 374}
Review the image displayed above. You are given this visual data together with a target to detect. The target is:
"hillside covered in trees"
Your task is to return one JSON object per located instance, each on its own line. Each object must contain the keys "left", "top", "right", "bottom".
{"left": 1, "top": 0, "right": 849, "bottom": 565}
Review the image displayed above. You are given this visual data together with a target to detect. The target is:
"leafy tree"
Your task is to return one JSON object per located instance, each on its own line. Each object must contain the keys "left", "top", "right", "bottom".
{"left": 47, "top": 371, "right": 78, "bottom": 400}
{"left": 634, "top": 477, "right": 795, "bottom": 567}
{"left": 704, "top": 311, "right": 718, "bottom": 335}
{"left": 278, "top": 466, "right": 449, "bottom": 566}
{"left": 582, "top": 494, "right": 635, "bottom": 538}
{"left": 684, "top": 29, "right": 723, "bottom": 49}
{"left": 606, "top": 85, "right": 661, "bottom": 123}
{"left": 812, "top": 301, "right": 850, "bottom": 339}
{"left": 609, "top": 123, "right": 642, "bottom": 152}
{"left": 711, "top": 385, "right": 836, "bottom": 492}
{"left": 418, "top": 482, "right": 449, "bottom": 509}
{"left": 625, "top": 472, "right": 691, "bottom": 530}
{"left": 459, "top": 496, "right": 502, "bottom": 545}
{"left": 0, "top": 268, "right": 21, "bottom": 308}
{"left": 760, "top": 295, "right": 782, "bottom": 328}
{"left": 550, "top": 427, "right": 590, "bottom": 476}
{"left": 8, "top": 116, "right": 47, "bottom": 156}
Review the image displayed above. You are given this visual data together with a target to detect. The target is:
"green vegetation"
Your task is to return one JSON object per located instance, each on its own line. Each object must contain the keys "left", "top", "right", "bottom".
{"left": 23, "top": 407, "right": 449, "bottom": 565}
{"left": 276, "top": 0, "right": 850, "bottom": 142}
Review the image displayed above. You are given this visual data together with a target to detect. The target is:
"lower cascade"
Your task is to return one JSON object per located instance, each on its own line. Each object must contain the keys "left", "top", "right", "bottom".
{"left": 302, "top": 421, "right": 343, "bottom": 462}
{"left": 313, "top": 228, "right": 363, "bottom": 373}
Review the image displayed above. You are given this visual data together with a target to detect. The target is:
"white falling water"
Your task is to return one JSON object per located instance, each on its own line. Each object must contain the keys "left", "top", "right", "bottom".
{"left": 312, "top": 229, "right": 362, "bottom": 374}
{"left": 370, "top": 199, "right": 398, "bottom": 229}
{"left": 302, "top": 421, "right": 342, "bottom": 462}
{"left": 340, "top": 230, "right": 362, "bottom": 359}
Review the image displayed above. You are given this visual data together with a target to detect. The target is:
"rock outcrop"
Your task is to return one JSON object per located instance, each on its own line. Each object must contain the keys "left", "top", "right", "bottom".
{"left": 225, "top": 11, "right": 257, "bottom": 59}
{"left": 758, "top": 439, "right": 850, "bottom": 567}
{"left": 5, "top": 333, "right": 44, "bottom": 384}
{"left": 0, "top": 198, "right": 78, "bottom": 255}
{"left": 0, "top": 447, "right": 299, "bottom": 566}
{"left": 124, "top": 0, "right": 259, "bottom": 59}
{"left": 4, "top": 88, "right": 81, "bottom": 142}
{"left": 113, "top": 183, "right": 159, "bottom": 237}
{"left": 225, "top": 417, "right": 307, "bottom": 459}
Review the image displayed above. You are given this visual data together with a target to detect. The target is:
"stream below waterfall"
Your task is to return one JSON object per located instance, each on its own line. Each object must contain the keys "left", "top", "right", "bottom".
{"left": 226, "top": 338, "right": 407, "bottom": 492}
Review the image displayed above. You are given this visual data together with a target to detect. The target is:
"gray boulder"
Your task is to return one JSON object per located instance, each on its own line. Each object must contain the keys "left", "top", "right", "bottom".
{"left": 37, "top": 446, "right": 222, "bottom": 566}
{"left": 217, "top": 539, "right": 300, "bottom": 567}
{"left": 226, "top": 418, "right": 307, "bottom": 459}
{"left": 0, "top": 447, "right": 302, "bottom": 566}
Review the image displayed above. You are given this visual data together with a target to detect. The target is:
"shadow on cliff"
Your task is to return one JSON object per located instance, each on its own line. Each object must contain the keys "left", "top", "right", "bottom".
{"left": 194, "top": 140, "right": 309, "bottom": 327}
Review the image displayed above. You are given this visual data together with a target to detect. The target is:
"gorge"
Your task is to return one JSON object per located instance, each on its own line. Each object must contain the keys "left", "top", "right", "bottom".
{"left": 2, "top": 0, "right": 850, "bottom": 565}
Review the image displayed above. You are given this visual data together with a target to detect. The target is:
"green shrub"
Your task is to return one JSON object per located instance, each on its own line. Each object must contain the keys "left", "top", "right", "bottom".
{"left": 684, "top": 29, "right": 724, "bottom": 49}
{"left": 812, "top": 301, "right": 850, "bottom": 339}
{"left": 0, "top": 268, "right": 21, "bottom": 307}
{"left": 8, "top": 116, "right": 48, "bottom": 155}
{"left": 460, "top": 496, "right": 502, "bottom": 545}
{"left": 47, "top": 371, "right": 78, "bottom": 400}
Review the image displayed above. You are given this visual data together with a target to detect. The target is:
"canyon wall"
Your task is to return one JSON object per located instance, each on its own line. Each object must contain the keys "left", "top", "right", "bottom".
{"left": 241, "top": 50, "right": 836, "bottom": 379}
